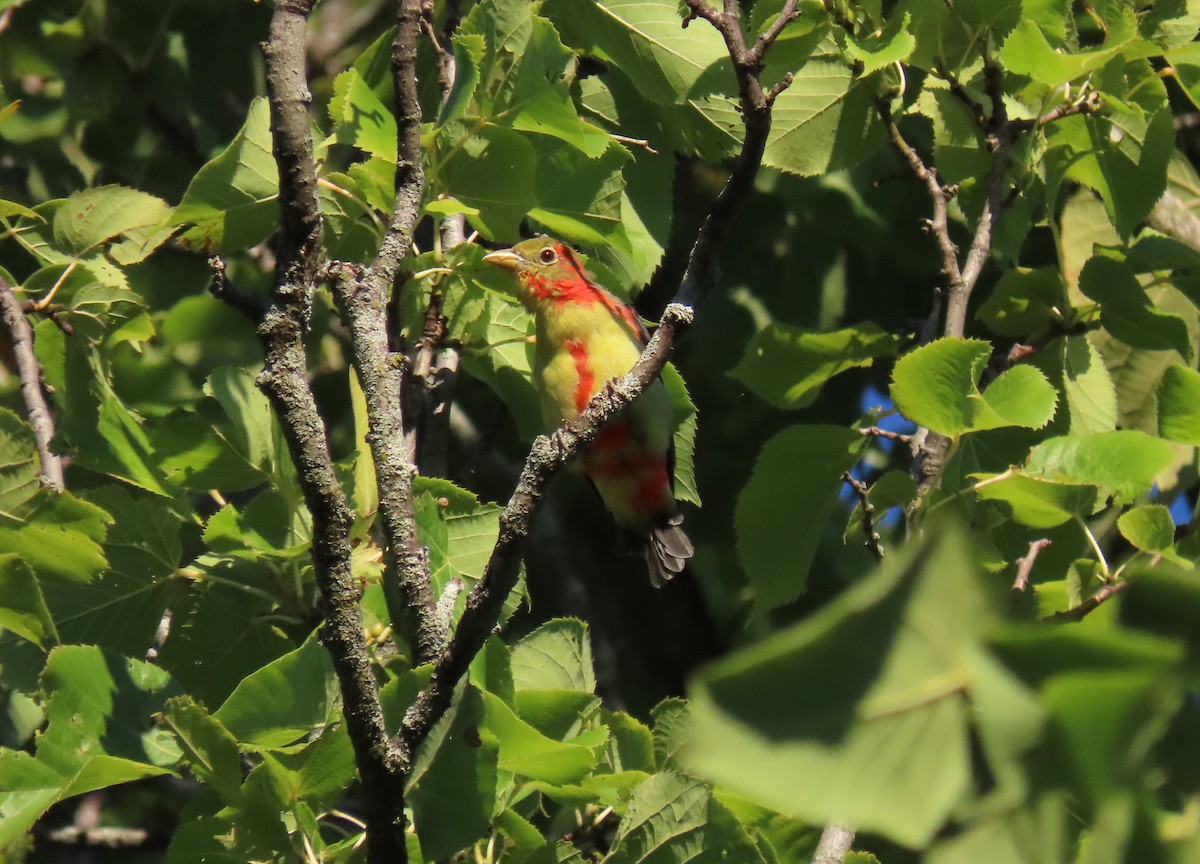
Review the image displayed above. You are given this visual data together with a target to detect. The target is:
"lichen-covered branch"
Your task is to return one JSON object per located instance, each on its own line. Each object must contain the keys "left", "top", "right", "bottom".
{"left": 0, "top": 275, "right": 64, "bottom": 491}
{"left": 253, "top": 4, "right": 407, "bottom": 862}
{"left": 331, "top": 0, "right": 440, "bottom": 665}
{"left": 395, "top": 0, "right": 799, "bottom": 769}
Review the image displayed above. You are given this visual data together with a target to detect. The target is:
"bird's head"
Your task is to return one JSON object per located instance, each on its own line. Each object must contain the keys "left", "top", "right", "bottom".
{"left": 482, "top": 236, "right": 596, "bottom": 311}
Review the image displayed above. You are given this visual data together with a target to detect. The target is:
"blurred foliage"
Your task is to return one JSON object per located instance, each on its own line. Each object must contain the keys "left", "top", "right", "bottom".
{"left": 3, "top": 0, "right": 1200, "bottom": 863}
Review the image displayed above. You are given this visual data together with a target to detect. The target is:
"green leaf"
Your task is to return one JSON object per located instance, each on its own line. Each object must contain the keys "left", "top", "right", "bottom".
{"left": 213, "top": 631, "right": 336, "bottom": 749}
{"left": 731, "top": 322, "right": 899, "bottom": 410}
{"left": 760, "top": 60, "right": 883, "bottom": 176}
{"left": 511, "top": 618, "right": 596, "bottom": 693}
{"left": 37, "top": 487, "right": 182, "bottom": 655}
{"left": 977, "top": 267, "right": 1067, "bottom": 338}
{"left": 0, "top": 645, "right": 180, "bottom": 847}
{"left": 891, "top": 338, "right": 1056, "bottom": 437}
{"left": 662, "top": 363, "right": 701, "bottom": 506}
{"left": 605, "top": 771, "right": 765, "bottom": 864}
{"left": 514, "top": 88, "right": 613, "bottom": 158}
{"left": 481, "top": 691, "right": 604, "bottom": 783}
{"left": 650, "top": 698, "right": 690, "bottom": 771}
{"left": 604, "top": 709, "right": 655, "bottom": 774}
{"left": 161, "top": 696, "right": 244, "bottom": 804}
{"left": 0, "top": 489, "right": 111, "bottom": 584}
{"left": 435, "top": 123, "right": 538, "bottom": 240}
{"left": 686, "top": 525, "right": 1037, "bottom": 848}
{"left": 843, "top": 12, "right": 916, "bottom": 73}
{"left": 173, "top": 97, "right": 279, "bottom": 254}
{"left": 407, "top": 685, "right": 499, "bottom": 860}
{"left": 735, "top": 426, "right": 862, "bottom": 611}
{"left": 1061, "top": 335, "right": 1118, "bottom": 434}
{"left": 1119, "top": 566, "right": 1200, "bottom": 671}
{"left": 542, "top": 0, "right": 731, "bottom": 105}
{"left": 52, "top": 185, "right": 169, "bottom": 257}
{"left": 975, "top": 472, "right": 1098, "bottom": 529}
{"left": 969, "top": 365, "right": 1060, "bottom": 432}
{"left": 528, "top": 139, "right": 628, "bottom": 245}
{"left": 156, "top": 571, "right": 298, "bottom": 708}
{"left": 1079, "top": 256, "right": 1192, "bottom": 359}
{"left": 1023, "top": 430, "right": 1175, "bottom": 502}
{"left": 0, "top": 554, "right": 58, "bottom": 647}
{"left": 1157, "top": 363, "right": 1200, "bottom": 444}
{"left": 327, "top": 68, "right": 397, "bottom": 163}
{"left": 0, "top": 407, "right": 42, "bottom": 512}
{"left": 1044, "top": 94, "right": 1173, "bottom": 240}
{"left": 1117, "top": 505, "right": 1177, "bottom": 555}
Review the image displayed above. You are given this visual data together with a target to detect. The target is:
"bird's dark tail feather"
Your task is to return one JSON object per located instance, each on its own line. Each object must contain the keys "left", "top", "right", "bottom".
{"left": 646, "top": 513, "right": 694, "bottom": 587}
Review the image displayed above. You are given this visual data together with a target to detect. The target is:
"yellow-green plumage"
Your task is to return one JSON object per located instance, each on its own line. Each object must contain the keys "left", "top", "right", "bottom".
{"left": 483, "top": 237, "right": 692, "bottom": 585}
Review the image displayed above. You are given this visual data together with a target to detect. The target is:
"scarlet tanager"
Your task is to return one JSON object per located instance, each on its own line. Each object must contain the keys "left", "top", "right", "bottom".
{"left": 483, "top": 237, "right": 693, "bottom": 586}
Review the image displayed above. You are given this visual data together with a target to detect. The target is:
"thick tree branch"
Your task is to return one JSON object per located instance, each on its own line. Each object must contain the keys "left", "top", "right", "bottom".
{"left": 332, "top": 0, "right": 440, "bottom": 666}
{"left": 395, "top": 0, "right": 798, "bottom": 770}
{"left": 0, "top": 275, "right": 64, "bottom": 491}
{"left": 253, "top": 4, "right": 408, "bottom": 863}
{"left": 811, "top": 823, "right": 856, "bottom": 864}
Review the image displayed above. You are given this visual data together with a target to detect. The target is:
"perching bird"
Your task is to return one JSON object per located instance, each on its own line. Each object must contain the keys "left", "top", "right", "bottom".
{"left": 483, "top": 236, "right": 693, "bottom": 586}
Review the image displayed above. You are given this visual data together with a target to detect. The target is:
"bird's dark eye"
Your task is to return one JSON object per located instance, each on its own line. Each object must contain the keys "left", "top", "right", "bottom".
{"left": 538, "top": 247, "right": 558, "bottom": 264}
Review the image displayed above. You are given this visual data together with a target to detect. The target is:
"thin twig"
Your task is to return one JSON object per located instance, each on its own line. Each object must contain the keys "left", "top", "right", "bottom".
{"left": 843, "top": 472, "right": 884, "bottom": 560}
{"left": 207, "top": 256, "right": 267, "bottom": 321}
{"left": 811, "top": 823, "right": 856, "bottom": 864}
{"left": 0, "top": 275, "right": 64, "bottom": 490}
{"left": 396, "top": 0, "right": 798, "bottom": 769}
{"left": 1042, "top": 580, "right": 1128, "bottom": 622}
{"left": 858, "top": 426, "right": 912, "bottom": 444}
{"left": 1011, "top": 538, "right": 1051, "bottom": 592}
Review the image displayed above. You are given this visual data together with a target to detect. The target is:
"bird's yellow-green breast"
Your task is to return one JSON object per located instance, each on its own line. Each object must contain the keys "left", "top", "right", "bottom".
{"left": 483, "top": 237, "right": 678, "bottom": 533}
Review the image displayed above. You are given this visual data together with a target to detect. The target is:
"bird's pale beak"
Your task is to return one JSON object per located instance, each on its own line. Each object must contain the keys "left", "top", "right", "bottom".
{"left": 482, "top": 249, "right": 522, "bottom": 271}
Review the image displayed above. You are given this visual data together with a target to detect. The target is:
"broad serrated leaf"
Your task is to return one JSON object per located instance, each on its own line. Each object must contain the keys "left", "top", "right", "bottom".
{"left": 161, "top": 696, "right": 244, "bottom": 804}
{"left": 511, "top": 618, "right": 596, "bottom": 693}
{"left": 1157, "top": 363, "right": 1200, "bottom": 444}
{"left": 407, "top": 685, "right": 499, "bottom": 860}
{"left": 0, "top": 407, "right": 42, "bottom": 513}
{"left": 736, "top": 426, "right": 862, "bottom": 611}
{"left": 1061, "top": 335, "right": 1118, "bottom": 434}
{"left": 327, "top": 67, "right": 396, "bottom": 163}
{"left": 543, "top": 0, "right": 731, "bottom": 105}
{"left": 1024, "top": 430, "right": 1175, "bottom": 502}
{"left": 977, "top": 267, "right": 1067, "bottom": 338}
{"left": 662, "top": 363, "right": 700, "bottom": 506}
{"left": 481, "top": 691, "right": 604, "bottom": 783}
{"left": 1117, "top": 505, "right": 1176, "bottom": 554}
{"left": 435, "top": 123, "right": 538, "bottom": 240}
{"left": 173, "top": 98, "right": 279, "bottom": 254}
{"left": 0, "top": 554, "right": 58, "bottom": 648}
{"left": 974, "top": 472, "right": 1098, "bottom": 529}
{"left": 731, "top": 322, "right": 899, "bottom": 410}
{"left": 761, "top": 60, "right": 882, "bottom": 177}
{"left": 213, "top": 631, "right": 337, "bottom": 749}
{"left": 52, "top": 186, "right": 169, "bottom": 257}
{"left": 892, "top": 338, "right": 1056, "bottom": 437}
{"left": 605, "top": 770, "right": 765, "bottom": 864}
{"left": 1079, "top": 256, "right": 1192, "bottom": 360}
{"left": 528, "top": 139, "right": 628, "bottom": 245}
